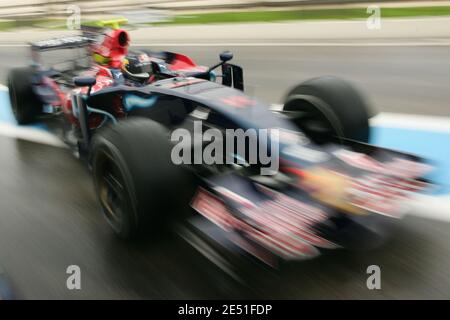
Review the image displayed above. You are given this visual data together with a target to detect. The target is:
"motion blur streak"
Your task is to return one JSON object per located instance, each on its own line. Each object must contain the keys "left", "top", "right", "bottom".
{"left": 1, "top": 2, "right": 450, "bottom": 298}
{"left": 0, "top": 134, "right": 448, "bottom": 299}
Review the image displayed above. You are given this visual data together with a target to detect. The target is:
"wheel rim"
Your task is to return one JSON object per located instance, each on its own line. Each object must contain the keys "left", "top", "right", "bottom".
{"left": 95, "top": 152, "right": 128, "bottom": 230}
{"left": 285, "top": 100, "right": 338, "bottom": 143}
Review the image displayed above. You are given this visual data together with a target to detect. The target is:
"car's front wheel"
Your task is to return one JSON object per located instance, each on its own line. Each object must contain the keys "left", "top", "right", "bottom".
{"left": 91, "top": 118, "right": 194, "bottom": 239}
{"left": 283, "top": 76, "right": 371, "bottom": 144}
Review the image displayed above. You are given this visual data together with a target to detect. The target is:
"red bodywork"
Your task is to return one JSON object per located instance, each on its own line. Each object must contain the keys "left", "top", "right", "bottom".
{"left": 41, "top": 28, "right": 205, "bottom": 129}
{"left": 168, "top": 53, "right": 206, "bottom": 73}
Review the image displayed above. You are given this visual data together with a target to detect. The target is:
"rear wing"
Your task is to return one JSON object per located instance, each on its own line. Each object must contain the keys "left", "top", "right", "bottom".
{"left": 30, "top": 35, "right": 93, "bottom": 74}
{"left": 30, "top": 18, "right": 128, "bottom": 52}
{"left": 30, "top": 36, "right": 91, "bottom": 52}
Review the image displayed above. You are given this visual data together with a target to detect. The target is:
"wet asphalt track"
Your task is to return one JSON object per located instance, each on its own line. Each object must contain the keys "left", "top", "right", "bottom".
{"left": 1, "top": 45, "right": 450, "bottom": 299}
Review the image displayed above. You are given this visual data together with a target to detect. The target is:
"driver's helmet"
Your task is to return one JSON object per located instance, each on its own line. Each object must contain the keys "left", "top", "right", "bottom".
{"left": 122, "top": 51, "right": 153, "bottom": 81}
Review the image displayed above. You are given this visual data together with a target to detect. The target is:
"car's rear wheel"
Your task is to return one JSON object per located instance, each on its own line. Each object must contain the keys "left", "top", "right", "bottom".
{"left": 92, "top": 117, "right": 194, "bottom": 239}
{"left": 283, "top": 76, "right": 371, "bottom": 143}
{"left": 7, "top": 67, "right": 42, "bottom": 124}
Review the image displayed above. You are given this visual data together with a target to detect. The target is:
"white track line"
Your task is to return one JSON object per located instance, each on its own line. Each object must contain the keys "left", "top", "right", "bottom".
{"left": 409, "top": 195, "right": 450, "bottom": 222}
{"left": 0, "top": 44, "right": 30, "bottom": 47}
{"left": 370, "top": 112, "right": 450, "bottom": 133}
{"left": 271, "top": 103, "right": 283, "bottom": 111}
{"left": 0, "top": 123, "right": 66, "bottom": 148}
{"left": 275, "top": 103, "right": 450, "bottom": 132}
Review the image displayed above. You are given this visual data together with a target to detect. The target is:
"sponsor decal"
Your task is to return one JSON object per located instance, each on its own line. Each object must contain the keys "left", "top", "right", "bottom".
{"left": 282, "top": 144, "right": 329, "bottom": 163}
{"left": 122, "top": 94, "right": 158, "bottom": 112}
{"left": 169, "top": 78, "right": 205, "bottom": 88}
{"left": 348, "top": 173, "right": 430, "bottom": 218}
{"left": 333, "top": 149, "right": 432, "bottom": 178}
{"left": 191, "top": 187, "right": 338, "bottom": 261}
{"left": 33, "top": 36, "right": 88, "bottom": 48}
{"left": 220, "top": 96, "right": 255, "bottom": 108}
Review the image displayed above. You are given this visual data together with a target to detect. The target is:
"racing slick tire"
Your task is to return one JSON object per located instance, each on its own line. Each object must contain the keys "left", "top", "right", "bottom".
{"left": 283, "top": 76, "right": 371, "bottom": 143}
{"left": 92, "top": 117, "right": 194, "bottom": 239}
{"left": 7, "top": 67, "right": 42, "bottom": 124}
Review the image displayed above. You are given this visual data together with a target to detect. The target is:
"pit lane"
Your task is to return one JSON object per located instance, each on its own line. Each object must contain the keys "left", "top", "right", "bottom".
{"left": 1, "top": 45, "right": 450, "bottom": 299}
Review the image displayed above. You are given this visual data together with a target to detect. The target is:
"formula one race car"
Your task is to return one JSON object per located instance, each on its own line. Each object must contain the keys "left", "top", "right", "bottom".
{"left": 7, "top": 23, "right": 432, "bottom": 272}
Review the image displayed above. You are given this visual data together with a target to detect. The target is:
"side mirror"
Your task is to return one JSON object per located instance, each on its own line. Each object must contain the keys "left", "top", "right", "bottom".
{"left": 204, "top": 51, "right": 235, "bottom": 75}
{"left": 73, "top": 76, "right": 96, "bottom": 88}
{"left": 219, "top": 51, "right": 233, "bottom": 63}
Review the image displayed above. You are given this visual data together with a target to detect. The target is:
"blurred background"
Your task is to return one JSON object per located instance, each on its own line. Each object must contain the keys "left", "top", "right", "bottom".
{"left": 1, "top": 0, "right": 450, "bottom": 299}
